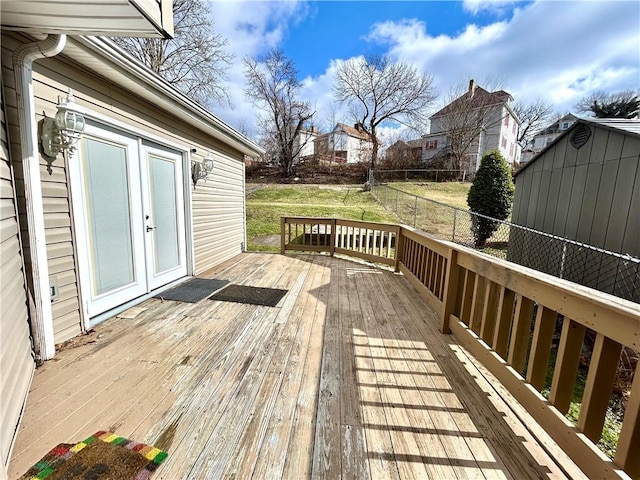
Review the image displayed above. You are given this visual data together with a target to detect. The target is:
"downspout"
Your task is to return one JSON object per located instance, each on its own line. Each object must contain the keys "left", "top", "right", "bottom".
{"left": 12, "top": 34, "right": 67, "bottom": 361}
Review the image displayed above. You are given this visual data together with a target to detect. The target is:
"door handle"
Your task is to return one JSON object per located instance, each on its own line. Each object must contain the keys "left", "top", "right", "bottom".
{"left": 146, "top": 225, "right": 156, "bottom": 232}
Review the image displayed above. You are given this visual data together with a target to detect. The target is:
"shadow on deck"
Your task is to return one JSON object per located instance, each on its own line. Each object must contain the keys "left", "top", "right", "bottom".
{"left": 9, "top": 253, "right": 580, "bottom": 479}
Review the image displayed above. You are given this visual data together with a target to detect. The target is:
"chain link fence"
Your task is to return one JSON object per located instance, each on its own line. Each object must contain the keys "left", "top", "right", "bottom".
{"left": 370, "top": 176, "right": 640, "bottom": 303}
{"left": 372, "top": 168, "right": 475, "bottom": 183}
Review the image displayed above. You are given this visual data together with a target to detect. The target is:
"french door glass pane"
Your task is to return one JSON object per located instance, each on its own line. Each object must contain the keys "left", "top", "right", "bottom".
{"left": 83, "top": 138, "right": 135, "bottom": 295}
{"left": 149, "top": 154, "right": 179, "bottom": 274}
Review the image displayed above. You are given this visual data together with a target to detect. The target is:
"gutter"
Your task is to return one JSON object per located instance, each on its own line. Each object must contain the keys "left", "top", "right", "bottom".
{"left": 12, "top": 34, "right": 67, "bottom": 361}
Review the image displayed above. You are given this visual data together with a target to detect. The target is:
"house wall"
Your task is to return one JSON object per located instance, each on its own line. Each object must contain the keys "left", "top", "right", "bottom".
{"left": 346, "top": 135, "right": 371, "bottom": 163}
{"left": 2, "top": 32, "right": 247, "bottom": 343}
{"left": 0, "top": 74, "right": 35, "bottom": 475}
{"left": 425, "top": 104, "right": 520, "bottom": 169}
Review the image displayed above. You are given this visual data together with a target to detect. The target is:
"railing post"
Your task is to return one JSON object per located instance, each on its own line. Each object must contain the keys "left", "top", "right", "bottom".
{"left": 394, "top": 226, "right": 404, "bottom": 273}
{"left": 440, "top": 248, "right": 460, "bottom": 334}
{"left": 280, "top": 217, "right": 286, "bottom": 254}
{"left": 330, "top": 219, "right": 336, "bottom": 257}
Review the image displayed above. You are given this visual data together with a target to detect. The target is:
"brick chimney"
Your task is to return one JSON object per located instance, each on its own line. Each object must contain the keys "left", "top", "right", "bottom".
{"left": 468, "top": 79, "right": 476, "bottom": 97}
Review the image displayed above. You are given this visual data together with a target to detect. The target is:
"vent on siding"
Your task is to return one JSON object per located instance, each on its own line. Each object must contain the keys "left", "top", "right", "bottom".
{"left": 570, "top": 124, "right": 591, "bottom": 149}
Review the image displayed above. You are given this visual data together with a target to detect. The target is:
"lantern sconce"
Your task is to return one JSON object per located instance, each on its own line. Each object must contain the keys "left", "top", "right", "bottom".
{"left": 41, "top": 89, "right": 86, "bottom": 162}
{"left": 191, "top": 151, "right": 214, "bottom": 187}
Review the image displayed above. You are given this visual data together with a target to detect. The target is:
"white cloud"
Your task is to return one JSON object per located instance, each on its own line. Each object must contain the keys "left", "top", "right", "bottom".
{"left": 463, "top": 0, "right": 519, "bottom": 15}
{"left": 205, "top": 0, "right": 309, "bottom": 139}
{"left": 207, "top": 0, "right": 639, "bottom": 145}
{"left": 365, "top": 1, "right": 640, "bottom": 117}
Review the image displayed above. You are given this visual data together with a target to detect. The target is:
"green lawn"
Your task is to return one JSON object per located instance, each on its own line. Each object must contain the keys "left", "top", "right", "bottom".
{"left": 388, "top": 181, "right": 471, "bottom": 210}
{"left": 246, "top": 185, "right": 397, "bottom": 252}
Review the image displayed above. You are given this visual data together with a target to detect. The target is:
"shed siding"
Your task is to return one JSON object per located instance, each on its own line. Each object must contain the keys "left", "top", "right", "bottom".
{"left": 512, "top": 124, "right": 640, "bottom": 258}
{"left": 509, "top": 121, "right": 640, "bottom": 302}
{"left": 0, "top": 80, "right": 34, "bottom": 473}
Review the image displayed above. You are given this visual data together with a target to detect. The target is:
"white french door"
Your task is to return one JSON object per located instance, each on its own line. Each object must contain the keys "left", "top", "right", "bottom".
{"left": 73, "top": 123, "right": 187, "bottom": 318}
{"left": 140, "top": 144, "right": 187, "bottom": 291}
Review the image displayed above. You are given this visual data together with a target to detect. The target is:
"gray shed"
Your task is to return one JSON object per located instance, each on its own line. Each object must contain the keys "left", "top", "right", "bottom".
{"left": 508, "top": 118, "right": 640, "bottom": 301}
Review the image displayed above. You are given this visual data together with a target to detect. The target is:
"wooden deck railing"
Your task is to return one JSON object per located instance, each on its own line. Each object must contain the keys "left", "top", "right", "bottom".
{"left": 281, "top": 217, "right": 640, "bottom": 479}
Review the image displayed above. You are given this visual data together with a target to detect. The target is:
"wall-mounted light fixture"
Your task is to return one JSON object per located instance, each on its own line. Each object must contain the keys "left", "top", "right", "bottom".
{"left": 191, "top": 151, "right": 214, "bottom": 187}
{"left": 41, "top": 89, "right": 86, "bottom": 159}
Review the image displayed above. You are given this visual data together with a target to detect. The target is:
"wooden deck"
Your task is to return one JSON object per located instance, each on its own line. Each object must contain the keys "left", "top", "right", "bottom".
{"left": 9, "top": 253, "right": 582, "bottom": 479}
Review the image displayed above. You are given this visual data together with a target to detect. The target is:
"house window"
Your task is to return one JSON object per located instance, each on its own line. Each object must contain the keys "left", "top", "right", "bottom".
{"left": 501, "top": 136, "right": 507, "bottom": 148}
{"left": 426, "top": 139, "right": 438, "bottom": 150}
{"left": 562, "top": 122, "right": 570, "bottom": 129}
{"left": 509, "top": 143, "right": 514, "bottom": 156}
{"left": 512, "top": 123, "right": 516, "bottom": 135}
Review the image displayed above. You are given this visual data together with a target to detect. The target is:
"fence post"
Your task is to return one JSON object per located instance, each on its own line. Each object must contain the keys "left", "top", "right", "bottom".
{"left": 440, "top": 248, "right": 460, "bottom": 334}
{"left": 452, "top": 209, "right": 457, "bottom": 242}
{"left": 280, "top": 217, "right": 286, "bottom": 254}
{"left": 413, "top": 196, "right": 418, "bottom": 228}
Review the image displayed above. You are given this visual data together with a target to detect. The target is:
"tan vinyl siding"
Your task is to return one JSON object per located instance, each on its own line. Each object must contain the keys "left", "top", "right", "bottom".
{"left": 0, "top": 80, "right": 34, "bottom": 473}
{"left": 32, "top": 83, "right": 82, "bottom": 344}
{"left": 192, "top": 150, "right": 245, "bottom": 273}
{"left": 3, "top": 32, "right": 249, "bottom": 344}
{"left": 25, "top": 36, "right": 246, "bottom": 315}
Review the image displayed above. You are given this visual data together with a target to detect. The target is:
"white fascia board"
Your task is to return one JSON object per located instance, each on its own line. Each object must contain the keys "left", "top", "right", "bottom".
{"left": 69, "top": 36, "right": 264, "bottom": 158}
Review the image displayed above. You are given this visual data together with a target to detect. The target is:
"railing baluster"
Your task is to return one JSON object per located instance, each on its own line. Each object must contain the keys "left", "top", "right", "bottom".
{"left": 480, "top": 281, "right": 500, "bottom": 344}
{"left": 550, "top": 318, "right": 587, "bottom": 414}
{"left": 469, "top": 275, "right": 487, "bottom": 334}
{"left": 493, "top": 287, "right": 515, "bottom": 358}
{"left": 526, "top": 306, "right": 557, "bottom": 391}
{"left": 578, "top": 334, "right": 622, "bottom": 442}
{"left": 615, "top": 369, "right": 640, "bottom": 477}
{"left": 459, "top": 270, "right": 476, "bottom": 326}
{"left": 508, "top": 295, "right": 535, "bottom": 373}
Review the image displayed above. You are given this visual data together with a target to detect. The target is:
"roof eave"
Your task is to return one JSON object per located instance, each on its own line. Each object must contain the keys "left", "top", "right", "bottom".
{"left": 71, "top": 36, "right": 264, "bottom": 157}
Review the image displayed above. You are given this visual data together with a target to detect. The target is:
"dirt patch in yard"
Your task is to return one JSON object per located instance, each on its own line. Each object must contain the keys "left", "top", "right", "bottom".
{"left": 252, "top": 235, "right": 281, "bottom": 246}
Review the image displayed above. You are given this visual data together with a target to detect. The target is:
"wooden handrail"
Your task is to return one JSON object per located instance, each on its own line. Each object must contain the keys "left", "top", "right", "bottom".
{"left": 281, "top": 217, "right": 640, "bottom": 479}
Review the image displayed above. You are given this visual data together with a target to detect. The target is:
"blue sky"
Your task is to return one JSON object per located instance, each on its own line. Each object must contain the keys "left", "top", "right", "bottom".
{"left": 209, "top": 0, "right": 640, "bottom": 141}
{"left": 284, "top": 1, "right": 504, "bottom": 78}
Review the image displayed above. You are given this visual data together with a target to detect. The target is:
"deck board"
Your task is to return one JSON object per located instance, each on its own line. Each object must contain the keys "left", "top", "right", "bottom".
{"left": 8, "top": 253, "right": 583, "bottom": 479}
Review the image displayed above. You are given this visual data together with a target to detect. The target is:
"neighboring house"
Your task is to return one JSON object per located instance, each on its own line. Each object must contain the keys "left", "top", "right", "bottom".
{"left": 521, "top": 113, "right": 578, "bottom": 164}
{"left": 292, "top": 126, "right": 318, "bottom": 163}
{"left": 508, "top": 118, "right": 640, "bottom": 300}
{"left": 422, "top": 80, "right": 521, "bottom": 170}
{"left": 384, "top": 139, "right": 423, "bottom": 166}
{"left": 315, "top": 123, "right": 374, "bottom": 164}
{"left": 0, "top": 5, "right": 263, "bottom": 476}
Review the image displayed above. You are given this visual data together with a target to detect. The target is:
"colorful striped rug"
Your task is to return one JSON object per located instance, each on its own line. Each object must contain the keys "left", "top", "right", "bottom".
{"left": 19, "top": 431, "right": 167, "bottom": 480}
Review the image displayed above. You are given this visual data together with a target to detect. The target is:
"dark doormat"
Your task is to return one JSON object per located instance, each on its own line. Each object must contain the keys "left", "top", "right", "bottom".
{"left": 155, "top": 278, "right": 229, "bottom": 303}
{"left": 210, "top": 284, "right": 288, "bottom": 307}
{"left": 18, "top": 431, "right": 167, "bottom": 480}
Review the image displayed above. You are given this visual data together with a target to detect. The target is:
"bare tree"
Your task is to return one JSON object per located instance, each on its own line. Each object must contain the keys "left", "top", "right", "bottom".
{"left": 334, "top": 55, "right": 436, "bottom": 169}
{"left": 244, "top": 49, "right": 314, "bottom": 177}
{"left": 112, "top": 0, "right": 233, "bottom": 106}
{"left": 575, "top": 90, "right": 640, "bottom": 118}
{"left": 432, "top": 81, "right": 513, "bottom": 171}
{"left": 513, "top": 99, "right": 554, "bottom": 147}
